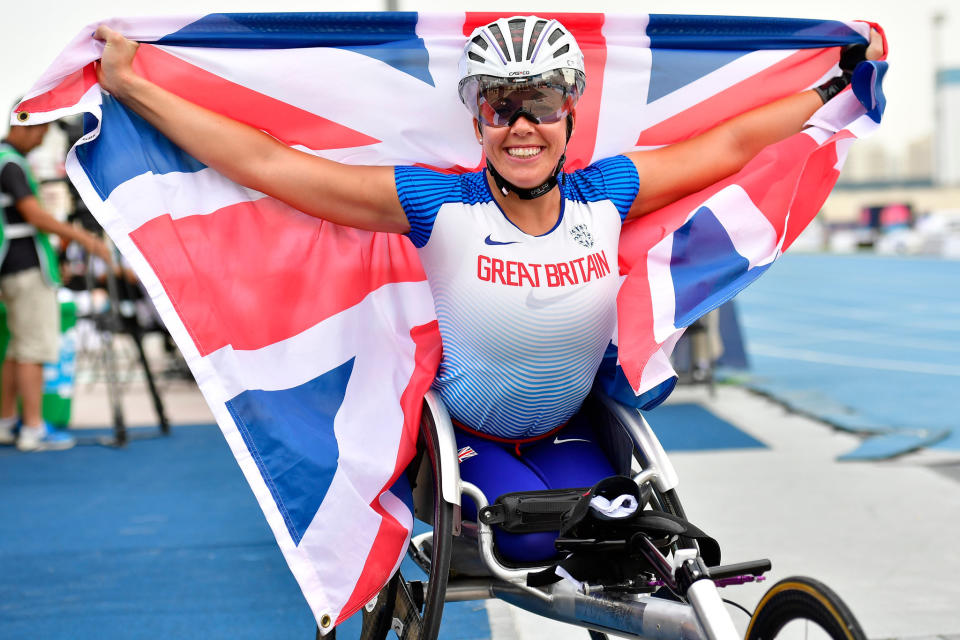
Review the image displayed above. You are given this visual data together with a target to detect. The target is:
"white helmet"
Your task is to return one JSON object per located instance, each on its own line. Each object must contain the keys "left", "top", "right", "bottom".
{"left": 458, "top": 16, "right": 586, "bottom": 117}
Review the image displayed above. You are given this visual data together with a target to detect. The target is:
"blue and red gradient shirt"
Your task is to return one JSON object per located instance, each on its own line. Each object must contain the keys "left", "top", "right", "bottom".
{"left": 395, "top": 155, "right": 639, "bottom": 439}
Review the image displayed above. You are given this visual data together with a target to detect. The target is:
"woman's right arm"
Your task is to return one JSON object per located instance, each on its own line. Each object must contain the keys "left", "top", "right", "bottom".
{"left": 95, "top": 26, "right": 409, "bottom": 234}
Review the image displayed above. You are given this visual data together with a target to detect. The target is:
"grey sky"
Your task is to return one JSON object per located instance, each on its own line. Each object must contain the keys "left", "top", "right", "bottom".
{"left": 4, "top": 0, "right": 957, "bottom": 156}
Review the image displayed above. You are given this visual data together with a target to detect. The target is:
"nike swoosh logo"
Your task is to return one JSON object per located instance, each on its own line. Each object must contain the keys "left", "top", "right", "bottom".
{"left": 526, "top": 287, "right": 582, "bottom": 309}
{"left": 554, "top": 437, "right": 590, "bottom": 445}
{"left": 484, "top": 234, "right": 519, "bottom": 246}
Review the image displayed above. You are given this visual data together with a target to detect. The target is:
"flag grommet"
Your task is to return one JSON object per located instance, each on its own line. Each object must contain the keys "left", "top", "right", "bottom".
{"left": 320, "top": 614, "right": 332, "bottom": 629}
{"left": 16, "top": 111, "right": 29, "bottom": 123}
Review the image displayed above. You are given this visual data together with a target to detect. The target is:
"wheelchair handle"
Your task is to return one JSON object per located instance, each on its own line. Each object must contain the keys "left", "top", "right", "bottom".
{"left": 459, "top": 480, "right": 553, "bottom": 602}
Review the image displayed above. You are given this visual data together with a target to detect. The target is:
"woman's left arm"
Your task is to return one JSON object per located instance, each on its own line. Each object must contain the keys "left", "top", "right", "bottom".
{"left": 624, "top": 28, "right": 884, "bottom": 220}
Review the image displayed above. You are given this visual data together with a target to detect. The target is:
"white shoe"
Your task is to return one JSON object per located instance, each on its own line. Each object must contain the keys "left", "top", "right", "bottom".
{"left": 16, "top": 423, "right": 76, "bottom": 452}
{"left": 0, "top": 426, "right": 15, "bottom": 445}
{"left": 0, "top": 416, "right": 17, "bottom": 445}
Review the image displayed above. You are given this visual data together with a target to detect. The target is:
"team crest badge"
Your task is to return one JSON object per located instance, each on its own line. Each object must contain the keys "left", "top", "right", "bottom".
{"left": 570, "top": 224, "right": 594, "bottom": 248}
{"left": 457, "top": 446, "right": 478, "bottom": 463}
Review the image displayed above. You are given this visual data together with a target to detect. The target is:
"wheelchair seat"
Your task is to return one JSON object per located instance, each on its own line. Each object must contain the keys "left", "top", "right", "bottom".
{"left": 408, "top": 386, "right": 690, "bottom": 579}
{"left": 346, "top": 387, "right": 848, "bottom": 640}
{"left": 385, "top": 386, "right": 714, "bottom": 640}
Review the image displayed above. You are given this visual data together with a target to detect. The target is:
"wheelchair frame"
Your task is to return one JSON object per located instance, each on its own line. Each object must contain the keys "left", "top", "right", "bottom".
{"left": 333, "top": 388, "right": 867, "bottom": 640}
{"left": 409, "top": 388, "right": 741, "bottom": 640}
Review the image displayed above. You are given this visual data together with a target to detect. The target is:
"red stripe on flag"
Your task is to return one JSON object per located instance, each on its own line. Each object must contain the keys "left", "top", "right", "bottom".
{"left": 614, "top": 250, "right": 657, "bottom": 385}
{"left": 464, "top": 13, "right": 606, "bottom": 170}
{"left": 132, "top": 44, "right": 381, "bottom": 151}
{"left": 336, "top": 498, "right": 407, "bottom": 626}
{"left": 616, "top": 127, "right": 837, "bottom": 390}
{"left": 15, "top": 64, "right": 98, "bottom": 117}
{"left": 336, "top": 320, "right": 442, "bottom": 625}
{"left": 396, "top": 320, "right": 443, "bottom": 469}
{"left": 129, "top": 197, "right": 426, "bottom": 356}
{"left": 782, "top": 132, "right": 848, "bottom": 250}
{"left": 636, "top": 47, "right": 837, "bottom": 147}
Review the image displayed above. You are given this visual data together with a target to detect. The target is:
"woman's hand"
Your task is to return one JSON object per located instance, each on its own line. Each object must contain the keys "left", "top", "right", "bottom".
{"left": 624, "top": 25, "right": 886, "bottom": 220}
{"left": 866, "top": 28, "right": 885, "bottom": 61}
{"left": 78, "top": 230, "right": 114, "bottom": 265}
{"left": 93, "top": 25, "right": 140, "bottom": 99}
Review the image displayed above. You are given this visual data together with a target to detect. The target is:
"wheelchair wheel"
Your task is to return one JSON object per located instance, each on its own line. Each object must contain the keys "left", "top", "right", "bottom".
{"left": 746, "top": 576, "right": 866, "bottom": 640}
{"left": 321, "top": 574, "right": 398, "bottom": 640}
{"left": 657, "top": 487, "right": 687, "bottom": 519}
{"left": 321, "top": 507, "right": 453, "bottom": 640}
{"left": 390, "top": 498, "right": 454, "bottom": 640}
{"left": 320, "top": 439, "right": 454, "bottom": 640}
{"left": 358, "top": 394, "right": 454, "bottom": 640}
{"left": 404, "top": 395, "right": 456, "bottom": 640}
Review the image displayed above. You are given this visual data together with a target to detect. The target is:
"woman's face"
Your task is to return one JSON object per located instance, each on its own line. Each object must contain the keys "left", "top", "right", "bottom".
{"left": 476, "top": 112, "right": 573, "bottom": 190}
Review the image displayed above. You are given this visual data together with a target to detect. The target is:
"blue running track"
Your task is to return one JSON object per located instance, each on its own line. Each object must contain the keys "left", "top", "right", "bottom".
{"left": 0, "top": 425, "right": 489, "bottom": 640}
{"left": 733, "top": 253, "right": 960, "bottom": 458}
{"left": 0, "top": 404, "right": 755, "bottom": 639}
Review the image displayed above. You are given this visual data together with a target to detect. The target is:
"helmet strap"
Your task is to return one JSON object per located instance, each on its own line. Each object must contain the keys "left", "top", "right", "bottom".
{"left": 480, "top": 114, "right": 573, "bottom": 200}
{"left": 487, "top": 153, "right": 566, "bottom": 200}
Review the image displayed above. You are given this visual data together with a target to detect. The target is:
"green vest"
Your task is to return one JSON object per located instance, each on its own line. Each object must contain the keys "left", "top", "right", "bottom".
{"left": 0, "top": 142, "right": 61, "bottom": 286}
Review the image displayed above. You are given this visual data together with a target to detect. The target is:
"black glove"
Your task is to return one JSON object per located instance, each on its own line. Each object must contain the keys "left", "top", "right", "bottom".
{"left": 815, "top": 43, "right": 868, "bottom": 103}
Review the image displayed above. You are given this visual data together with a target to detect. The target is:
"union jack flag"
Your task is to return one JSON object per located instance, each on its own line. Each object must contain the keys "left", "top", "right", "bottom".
{"left": 13, "top": 12, "right": 886, "bottom": 629}
{"left": 457, "top": 446, "right": 478, "bottom": 463}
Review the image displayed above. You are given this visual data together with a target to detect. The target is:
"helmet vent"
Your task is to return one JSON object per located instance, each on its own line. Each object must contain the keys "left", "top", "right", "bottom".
{"left": 552, "top": 44, "right": 570, "bottom": 58}
{"left": 508, "top": 19, "right": 526, "bottom": 63}
{"left": 471, "top": 35, "right": 488, "bottom": 50}
{"left": 527, "top": 20, "right": 548, "bottom": 60}
{"left": 488, "top": 24, "right": 510, "bottom": 61}
{"left": 548, "top": 28, "right": 565, "bottom": 45}
{"left": 468, "top": 51, "right": 485, "bottom": 63}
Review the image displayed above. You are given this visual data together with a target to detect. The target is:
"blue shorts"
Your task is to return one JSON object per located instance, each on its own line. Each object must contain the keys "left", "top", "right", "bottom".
{"left": 455, "top": 415, "right": 617, "bottom": 563}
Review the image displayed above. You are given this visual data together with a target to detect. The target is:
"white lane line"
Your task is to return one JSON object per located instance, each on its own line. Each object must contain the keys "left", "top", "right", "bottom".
{"left": 748, "top": 343, "right": 960, "bottom": 377}
{"left": 739, "top": 298, "right": 960, "bottom": 333}
{"left": 740, "top": 320, "right": 960, "bottom": 353}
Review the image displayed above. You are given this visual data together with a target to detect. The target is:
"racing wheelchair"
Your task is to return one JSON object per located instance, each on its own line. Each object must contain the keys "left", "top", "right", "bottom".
{"left": 322, "top": 388, "right": 866, "bottom": 640}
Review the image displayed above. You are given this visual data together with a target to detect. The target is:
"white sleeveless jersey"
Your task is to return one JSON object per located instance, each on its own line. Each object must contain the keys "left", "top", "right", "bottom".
{"left": 395, "top": 156, "right": 639, "bottom": 439}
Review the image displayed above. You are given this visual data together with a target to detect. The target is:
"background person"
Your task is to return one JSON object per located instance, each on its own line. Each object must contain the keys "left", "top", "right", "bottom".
{"left": 0, "top": 116, "right": 110, "bottom": 451}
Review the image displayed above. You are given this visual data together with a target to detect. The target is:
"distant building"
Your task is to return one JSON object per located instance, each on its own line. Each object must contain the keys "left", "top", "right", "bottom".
{"left": 905, "top": 135, "right": 934, "bottom": 181}
{"left": 936, "top": 68, "right": 960, "bottom": 185}
{"left": 838, "top": 141, "right": 898, "bottom": 184}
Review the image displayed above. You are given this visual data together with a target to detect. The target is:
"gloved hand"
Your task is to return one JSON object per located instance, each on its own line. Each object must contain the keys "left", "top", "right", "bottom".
{"left": 815, "top": 28, "right": 884, "bottom": 103}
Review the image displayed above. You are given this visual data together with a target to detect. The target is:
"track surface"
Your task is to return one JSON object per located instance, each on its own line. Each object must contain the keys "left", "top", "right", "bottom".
{"left": 734, "top": 253, "right": 960, "bottom": 455}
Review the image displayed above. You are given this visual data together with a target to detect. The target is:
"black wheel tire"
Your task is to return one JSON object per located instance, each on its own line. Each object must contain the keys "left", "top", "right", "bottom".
{"left": 658, "top": 488, "right": 686, "bottom": 519}
{"left": 658, "top": 487, "right": 702, "bottom": 554}
{"left": 359, "top": 573, "right": 399, "bottom": 640}
{"left": 319, "top": 500, "right": 453, "bottom": 640}
{"left": 746, "top": 576, "right": 867, "bottom": 640}
{"left": 328, "top": 392, "right": 454, "bottom": 640}
{"left": 418, "top": 498, "right": 454, "bottom": 640}
{"left": 316, "top": 575, "right": 399, "bottom": 640}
